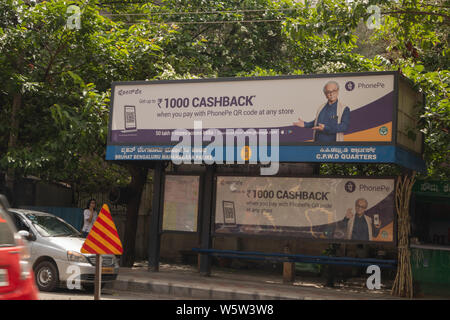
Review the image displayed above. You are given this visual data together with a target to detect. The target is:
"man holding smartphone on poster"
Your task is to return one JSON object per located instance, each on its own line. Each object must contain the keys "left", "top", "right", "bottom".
{"left": 343, "top": 198, "right": 381, "bottom": 241}
{"left": 293, "top": 81, "right": 350, "bottom": 142}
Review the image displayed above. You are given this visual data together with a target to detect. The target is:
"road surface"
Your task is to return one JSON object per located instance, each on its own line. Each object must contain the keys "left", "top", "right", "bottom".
{"left": 38, "top": 287, "right": 192, "bottom": 300}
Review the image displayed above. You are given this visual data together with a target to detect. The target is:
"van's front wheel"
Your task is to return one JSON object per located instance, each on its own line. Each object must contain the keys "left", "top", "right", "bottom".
{"left": 34, "top": 261, "right": 59, "bottom": 292}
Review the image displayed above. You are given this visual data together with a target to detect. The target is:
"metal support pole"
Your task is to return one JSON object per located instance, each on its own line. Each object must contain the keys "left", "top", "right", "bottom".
{"left": 199, "top": 165, "right": 215, "bottom": 276}
{"left": 148, "top": 161, "right": 164, "bottom": 272}
{"left": 94, "top": 254, "right": 102, "bottom": 300}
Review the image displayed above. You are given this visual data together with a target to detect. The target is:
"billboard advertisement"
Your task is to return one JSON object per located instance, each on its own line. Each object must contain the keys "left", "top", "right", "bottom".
{"left": 106, "top": 72, "right": 425, "bottom": 172}
{"left": 109, "top": 73, "right": 394, "bottom": 146}
{"left": 214, "top": 176, "right": 395, "bottom": 243}
{"left": 162, "top": 175, "right": 200, "bottom": 232}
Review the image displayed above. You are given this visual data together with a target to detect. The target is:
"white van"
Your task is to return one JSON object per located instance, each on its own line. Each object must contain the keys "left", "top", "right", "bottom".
{"left": 6, "top": 209, "right": 119, "bottom": 292}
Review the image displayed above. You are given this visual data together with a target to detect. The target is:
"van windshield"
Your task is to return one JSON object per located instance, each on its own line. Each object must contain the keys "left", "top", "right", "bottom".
{"left": 25, "top": 213, "right": 81, "bottom": 237}
{"left": 0, "top": 208, "right": 15, "bottom": 247}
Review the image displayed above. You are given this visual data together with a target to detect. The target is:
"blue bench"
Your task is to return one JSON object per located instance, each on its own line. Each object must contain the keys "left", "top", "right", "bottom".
{"left": 192, "top": 248, "right": 397, "bottom": 269}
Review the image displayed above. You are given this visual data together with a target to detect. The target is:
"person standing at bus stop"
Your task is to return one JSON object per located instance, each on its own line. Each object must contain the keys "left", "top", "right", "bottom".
{"left": 81, "top": 199, "right": 97, "bottom": 238}
{"left": 293, "top": 80, "right": 350, "bottom": 142}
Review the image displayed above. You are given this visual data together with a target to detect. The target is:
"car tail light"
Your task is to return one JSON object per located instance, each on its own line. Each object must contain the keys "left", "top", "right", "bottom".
{"left": 14, "top": 234, "right": 32, "bottom": 280}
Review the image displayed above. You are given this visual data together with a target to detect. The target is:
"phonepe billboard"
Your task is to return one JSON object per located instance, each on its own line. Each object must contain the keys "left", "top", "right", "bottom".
{"left": 106, "top": 71, "right": 425, "bottom": 172}
{"left": 215, "top": 176, "right": 395, "bottom": 243}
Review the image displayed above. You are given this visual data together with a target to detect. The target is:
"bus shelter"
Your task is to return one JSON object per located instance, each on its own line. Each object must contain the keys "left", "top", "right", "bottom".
{"left": 106, "top": 71, "right": 426, "bottom": 297}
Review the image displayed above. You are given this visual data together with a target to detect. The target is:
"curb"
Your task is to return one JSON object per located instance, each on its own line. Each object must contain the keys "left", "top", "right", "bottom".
{"left": 103, "top": 266, "right": 404, "bottom": 300}
{"left": 105, "top": 278, "right": 302, "bottom": 300}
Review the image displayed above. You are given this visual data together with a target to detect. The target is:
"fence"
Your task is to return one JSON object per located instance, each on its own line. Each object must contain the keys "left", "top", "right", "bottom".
{"left": 21, "top": 206, "right": 84, "bottom": 231}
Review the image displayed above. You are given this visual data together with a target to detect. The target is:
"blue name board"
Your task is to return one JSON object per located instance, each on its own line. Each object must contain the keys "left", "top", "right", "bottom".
{"left": 106, "top": 145, "right": 425, "bottom": 172}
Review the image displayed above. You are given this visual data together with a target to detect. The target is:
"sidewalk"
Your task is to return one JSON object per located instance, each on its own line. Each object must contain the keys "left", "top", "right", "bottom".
{"left": 105, "top": 261, "right": 406, "bottom": 300}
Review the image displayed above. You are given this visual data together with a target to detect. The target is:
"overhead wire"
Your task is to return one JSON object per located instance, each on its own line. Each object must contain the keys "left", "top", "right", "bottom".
{"left": 97, "top": 1, "right": 449, "bottom": 26}
{"left": 121, "top": 19, "right": 286, "bottom": 25}
{"left": 100, "top": 7, "right": 301, "bottom": 25}
{"left": 99, "top": 6, "right": 299, "bottom": 25}
{"left": 101, "top": 8, "right": 302, "bottom": 16}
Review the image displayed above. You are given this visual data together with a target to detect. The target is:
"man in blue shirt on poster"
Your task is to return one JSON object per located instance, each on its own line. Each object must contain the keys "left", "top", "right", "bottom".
{"left": 293, "top": 81, "right": 350, "bottom": 142}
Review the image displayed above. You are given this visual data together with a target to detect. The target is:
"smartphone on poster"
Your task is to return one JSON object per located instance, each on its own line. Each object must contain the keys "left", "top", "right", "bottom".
{"left": 222, "top": 201, "right": 236, "bottom": 226}
{"left": 374, "top": 214, "right": 380, "bottom": 226}
{"left": 124, "top": 105, "right": 137, "bottom": 131}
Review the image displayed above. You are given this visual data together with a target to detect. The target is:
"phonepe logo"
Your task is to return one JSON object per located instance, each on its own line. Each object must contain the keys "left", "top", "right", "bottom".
{"left": 171, "top": 121, "right": 279, "bottom": 175}
{"left": 357, "top": 82, "right": 385, "bottom": 89}
{"left": 345, "top": 81, "right": 355, "bottom": 91}
{"left": 359, "top": 184, "right": 391, "bottom": 193}
{"left": 346, "top": 81, "right": 385, "bottom": 91}
{"left": 344, "top": 181, "right": 356, "bottom": 193}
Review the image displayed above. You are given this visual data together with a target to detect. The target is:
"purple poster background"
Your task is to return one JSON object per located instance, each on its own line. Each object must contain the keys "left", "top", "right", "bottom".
{"left": 110, "top": 92, "right": 394, "bottom": 145}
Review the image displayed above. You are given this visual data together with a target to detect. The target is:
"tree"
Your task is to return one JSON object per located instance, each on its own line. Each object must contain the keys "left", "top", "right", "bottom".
{"left": 374, "top": 0, "right": 449, "bottom": 179}
{"left": 0, "top": 0, "right": 169, "bottom": 265}
{"left": 0, "top": 0, "right": 123, "bottom": 196}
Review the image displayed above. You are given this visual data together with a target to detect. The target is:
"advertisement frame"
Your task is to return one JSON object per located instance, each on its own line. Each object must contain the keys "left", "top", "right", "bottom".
{"left": 396, "top": 73, "right": 426, "bottom": 156}
{"left": 160, "top": 173, "right": 203, "bottom": 234}
{"left": 211, "top": 173, "right": 398, "bottom": 246}
{"left": 107, "top": 70, "right": 399, "bottom": 149}
{"left": 392, "top": 72, "right": 399, "bottom": 147}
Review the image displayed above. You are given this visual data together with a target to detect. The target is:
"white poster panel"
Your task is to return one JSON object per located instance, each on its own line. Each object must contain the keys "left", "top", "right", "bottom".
{"left": 215, "top": 176, "right": 395, "bottom": 242}
{"left": 110, "top": 73, "right": 395, "bottom": 145}
{"left": 162, "top": 175, "right": 199, "bottom": 232}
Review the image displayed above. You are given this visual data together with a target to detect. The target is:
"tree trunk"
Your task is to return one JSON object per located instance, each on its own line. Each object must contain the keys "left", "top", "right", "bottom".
{"left": 391, "top": 172, "right": 416, "bottom": 298}
{"left": 121, "top": 164, "right": 149, "bottom": 267}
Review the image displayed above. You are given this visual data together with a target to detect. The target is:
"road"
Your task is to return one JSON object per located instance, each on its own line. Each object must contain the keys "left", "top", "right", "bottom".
{"left": 38, "top": 287, "right": 192, "bottom": 300}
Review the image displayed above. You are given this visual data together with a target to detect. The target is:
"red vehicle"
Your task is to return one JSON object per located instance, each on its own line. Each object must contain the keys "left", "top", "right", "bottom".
{"left": 0, "top": 195, "right": 38, "bottom": 300}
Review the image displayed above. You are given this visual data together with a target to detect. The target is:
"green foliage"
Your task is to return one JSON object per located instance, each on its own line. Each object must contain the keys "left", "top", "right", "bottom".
{"left": 401, "top": 66, "right": 449, "bottom": 179}
{"left": 320, "top": 163, "right": 404, "bottom": 177}
{"left": 375, "top": 0, "right": 449, "bottom": 69}
{"left": 0, "top": 0, "right": 129, "bottom": 191}
{"left": 0, "top": 0, "right": 448, "bottom": 194}
{"left": 372, "top": 0, "right": 449, "bottom": 178}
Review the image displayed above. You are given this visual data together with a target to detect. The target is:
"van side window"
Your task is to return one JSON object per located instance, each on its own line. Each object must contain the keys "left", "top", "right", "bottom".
{"left": 9, "top": 212, "right": 30, "bottom": 232}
